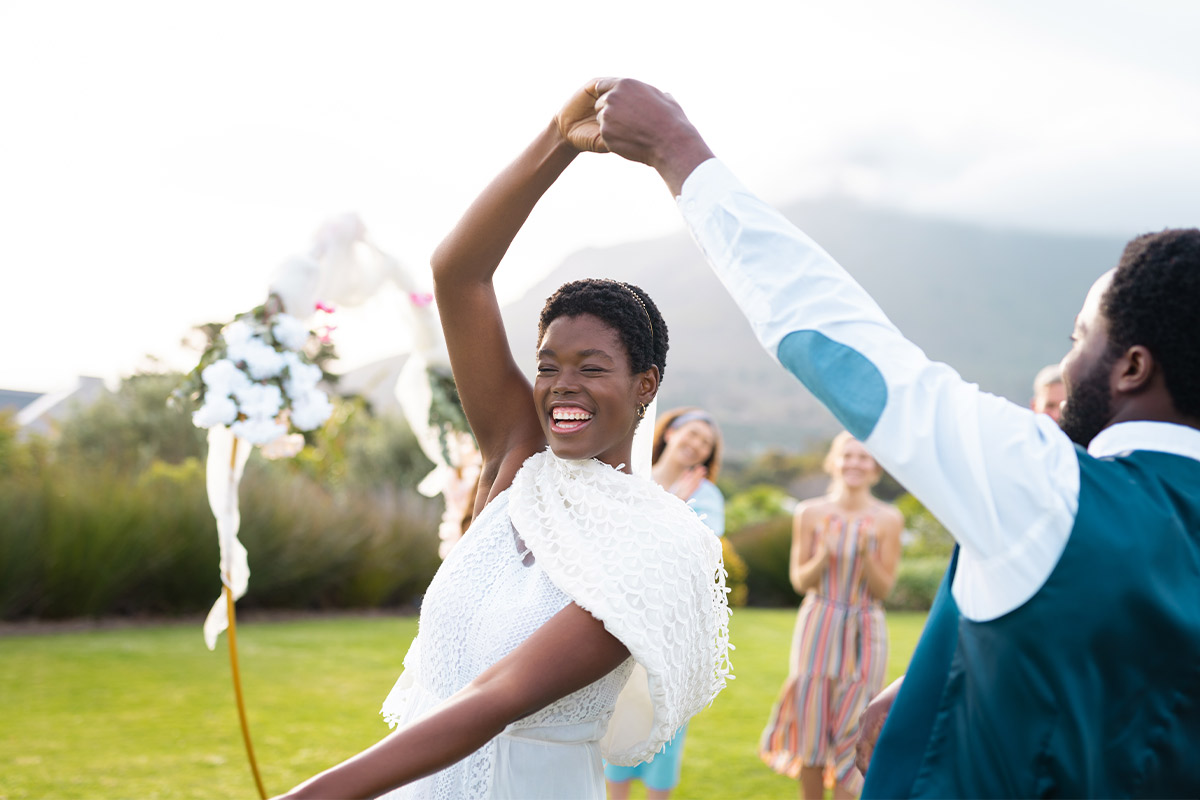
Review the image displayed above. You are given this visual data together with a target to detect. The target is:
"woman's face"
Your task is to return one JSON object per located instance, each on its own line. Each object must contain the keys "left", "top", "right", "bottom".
{"left": 661, "top": 419, "right": 715, "bottom": 470}
{"left": 833, "top": 439, "right": 879, "bottom": 488}
{"left": 534, "top": 313, "right": 656, "bottom": 467}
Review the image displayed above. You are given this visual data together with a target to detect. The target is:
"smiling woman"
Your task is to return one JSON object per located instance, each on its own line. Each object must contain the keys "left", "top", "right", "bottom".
{"left": 535, "top": 281, "right": 666, "bottom": 464}
{"left": 273, "top": 81, "right": 730, "bottom": 800}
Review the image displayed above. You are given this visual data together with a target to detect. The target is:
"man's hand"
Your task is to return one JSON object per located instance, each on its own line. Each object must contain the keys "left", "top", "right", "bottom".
{"left": 593, "top": 78, "right": 715, "bottom": 195}
{"left": 856, "top": 675, "right": 903, "bottom": 777}
{"left": 554, "top": 80, "right": 609, "bottom": 153}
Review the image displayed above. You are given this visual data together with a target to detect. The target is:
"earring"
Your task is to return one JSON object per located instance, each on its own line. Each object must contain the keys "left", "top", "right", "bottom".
{"left": 637, "top": 403, "right": 647, "bottom": 419}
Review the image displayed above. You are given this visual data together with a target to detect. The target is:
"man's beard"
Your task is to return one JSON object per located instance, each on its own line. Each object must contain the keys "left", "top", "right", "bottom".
{"left": 1059, "top": 356, "right": 1115, "bottom": 447}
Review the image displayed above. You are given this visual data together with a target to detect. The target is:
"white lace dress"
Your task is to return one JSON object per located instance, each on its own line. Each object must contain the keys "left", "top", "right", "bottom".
{"left": 379, "top": 450, "right": 732, "bottom": 800}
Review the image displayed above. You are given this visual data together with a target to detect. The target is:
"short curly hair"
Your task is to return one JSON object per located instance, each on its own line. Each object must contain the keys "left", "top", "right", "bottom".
{"left": 1103, "top": 228, "right": 1200, "bottom": 418}
{"left": 537, "top": 278, "right": 668, "bottom": 380}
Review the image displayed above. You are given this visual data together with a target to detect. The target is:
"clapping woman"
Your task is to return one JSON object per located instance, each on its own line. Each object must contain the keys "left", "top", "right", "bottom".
{"left": 760, "top": 432, "right": 902, "bottom": 799}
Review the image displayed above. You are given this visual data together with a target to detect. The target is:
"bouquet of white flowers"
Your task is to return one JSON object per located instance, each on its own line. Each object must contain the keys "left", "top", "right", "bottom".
{"left": 177, "top": 303, "right": 334, "bottom": 448}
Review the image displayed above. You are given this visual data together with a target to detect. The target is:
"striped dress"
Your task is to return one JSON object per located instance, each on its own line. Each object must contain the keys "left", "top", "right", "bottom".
{"left": 759, "top": 513, "right": 888, "bottom": 793}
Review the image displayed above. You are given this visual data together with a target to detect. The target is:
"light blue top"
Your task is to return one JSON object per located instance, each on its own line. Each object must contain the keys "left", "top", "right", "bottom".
{"left": 688, "top": 478, "right": 725, "bottom": 537}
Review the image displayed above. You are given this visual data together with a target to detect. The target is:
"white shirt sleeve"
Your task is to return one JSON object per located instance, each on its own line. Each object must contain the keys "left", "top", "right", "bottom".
{"left": 677, "top": 158, "right": 1080, "bottom": 621}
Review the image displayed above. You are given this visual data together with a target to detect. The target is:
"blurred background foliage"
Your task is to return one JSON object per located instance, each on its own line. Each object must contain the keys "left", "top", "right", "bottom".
{"left": 1, "top": 373, "right": 951, "bottom": 621}
{"left": 0, "top": 373, "right": 441, "bottom": 620}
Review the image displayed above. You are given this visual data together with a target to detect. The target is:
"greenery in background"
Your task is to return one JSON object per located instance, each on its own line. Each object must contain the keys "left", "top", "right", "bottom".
{"left": 723, "top": 484, "right": 793, "bottom": 534}
{"left": 0, "top": 609, "right": 927, "bottom": 799}
{"left": 729, "top": 516, "right": 796, "bottom": 608}
{"left": 0, "top": 373, "right": 442, "bottom": 621}
{"left": 720, "top": 537, "right": 749, "bottom": 607}
{"left": 894, "top": 493, "right": 956, "bottom": 558}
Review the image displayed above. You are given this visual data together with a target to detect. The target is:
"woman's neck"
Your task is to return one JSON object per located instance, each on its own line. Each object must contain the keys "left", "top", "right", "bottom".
{"left": 829, "top": 483, "right": 873, "bottom": 512}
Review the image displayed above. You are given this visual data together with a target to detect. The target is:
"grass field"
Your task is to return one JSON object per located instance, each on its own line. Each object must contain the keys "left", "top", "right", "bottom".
{"left": 0, "top": 609, "right": 926, "bottom": 799}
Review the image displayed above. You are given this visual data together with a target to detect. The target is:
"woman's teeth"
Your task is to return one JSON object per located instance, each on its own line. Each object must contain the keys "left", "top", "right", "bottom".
{"left": 552, "top": 407, "right": 593, "bottom": 432}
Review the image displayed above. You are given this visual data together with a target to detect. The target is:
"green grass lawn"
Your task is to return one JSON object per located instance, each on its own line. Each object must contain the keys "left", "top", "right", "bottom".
{"left": 0, "top": 609, "right": 925, "bottom": 799}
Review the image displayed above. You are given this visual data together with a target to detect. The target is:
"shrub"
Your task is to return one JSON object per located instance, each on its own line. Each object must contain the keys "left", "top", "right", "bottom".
{"left": 896, "top": 493, "right": 955, "bottom": 558}
{"left": 721, "top": 537, "right": 749, "bottom": 608}
{"left": 884, "top": 556, "right": 950, "bottom": 611}
{"left": 724, "top": 484, "right": 792, "bottom": 534}
{"left": 729, "top": 514, "right": 797, "bottom": 608}
{"left": 0, "top": 374, "right": 445, "bottom": 621}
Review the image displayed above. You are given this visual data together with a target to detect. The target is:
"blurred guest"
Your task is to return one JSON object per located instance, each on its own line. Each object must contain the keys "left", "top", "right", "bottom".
{"left": 760, "top": 432, "right": 902, "bottom": 799}
{"left": 1030, "top": 364, "right": 1065, "bottom": 422}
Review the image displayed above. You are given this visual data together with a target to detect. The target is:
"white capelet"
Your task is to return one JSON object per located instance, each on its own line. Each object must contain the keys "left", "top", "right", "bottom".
{"left": 508, "top": 449, "right": 733, "bottom": 765}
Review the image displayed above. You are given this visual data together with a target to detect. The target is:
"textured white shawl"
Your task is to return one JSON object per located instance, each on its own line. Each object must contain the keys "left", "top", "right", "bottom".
{"left": 509, "top": 449, "right": 733, "bottom": 765}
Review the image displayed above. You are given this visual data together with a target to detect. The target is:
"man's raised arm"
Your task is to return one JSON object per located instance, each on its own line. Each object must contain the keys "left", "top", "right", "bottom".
{"left": 594, "top": 78, "right": 1080, "bottom": 623}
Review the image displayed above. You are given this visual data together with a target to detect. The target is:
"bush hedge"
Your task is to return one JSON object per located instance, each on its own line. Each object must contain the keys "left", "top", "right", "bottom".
{"left": 0, "top": 454, "right": 443, "bottom": 620}
{"left": 0, "top": 378, "right": 446, "bottom": 621}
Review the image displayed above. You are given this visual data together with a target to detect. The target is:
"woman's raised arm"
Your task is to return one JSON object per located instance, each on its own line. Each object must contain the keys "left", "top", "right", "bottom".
{"left": 430, "top": 83, "right": 608, "bottom": 502}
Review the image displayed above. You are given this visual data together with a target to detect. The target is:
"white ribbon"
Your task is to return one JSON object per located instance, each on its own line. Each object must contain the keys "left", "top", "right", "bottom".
{"left": 202, "top": 425, "right": 253, "bottom": 650}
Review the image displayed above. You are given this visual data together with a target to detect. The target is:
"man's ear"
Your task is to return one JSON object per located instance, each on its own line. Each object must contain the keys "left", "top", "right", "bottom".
{"left": 1114, "top": 345, "right": 1156, "bottom": 395}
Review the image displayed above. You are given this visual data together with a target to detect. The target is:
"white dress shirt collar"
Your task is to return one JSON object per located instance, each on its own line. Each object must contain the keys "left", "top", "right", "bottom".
{"left": 1087, "top": 420, "right": 1200, "bottom": 461}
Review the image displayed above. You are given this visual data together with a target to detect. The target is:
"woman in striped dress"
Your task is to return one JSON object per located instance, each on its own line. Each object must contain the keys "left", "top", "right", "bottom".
{"left": 760, "top": 432, "right": 903, "bottom": 799}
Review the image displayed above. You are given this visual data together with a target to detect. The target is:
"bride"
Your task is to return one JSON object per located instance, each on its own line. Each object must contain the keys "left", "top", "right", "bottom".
{"left": 274, "top": 82, "right": 731, "bottom": 799}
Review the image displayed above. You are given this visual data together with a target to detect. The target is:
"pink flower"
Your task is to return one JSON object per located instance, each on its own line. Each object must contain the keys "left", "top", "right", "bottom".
{"left": 315, "top": 301, "right": 336, "bottom": 313}
{"left": 409, "top": 292, "right": 434, "bottom": 307}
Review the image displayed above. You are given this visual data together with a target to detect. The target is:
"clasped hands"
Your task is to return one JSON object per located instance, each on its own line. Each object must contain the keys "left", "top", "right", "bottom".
{"left": 553, "top": 78, "right": 714, "bottom": 195}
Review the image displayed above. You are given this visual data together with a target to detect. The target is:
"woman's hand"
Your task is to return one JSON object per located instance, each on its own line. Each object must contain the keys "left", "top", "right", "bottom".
{"left": 791, "top": 508, "right": 836, "bottom": 594}
{"left": 816, "top": 527, "right": 838, "bottom": 563}
{"left": 669, "top": 465, "right": 707, "bottom": 501}
{"left": 554, "top": 80, "right": 609, "bottom": 153}
{"left": 856, "top": 526, "right": 873, "bottom": 556}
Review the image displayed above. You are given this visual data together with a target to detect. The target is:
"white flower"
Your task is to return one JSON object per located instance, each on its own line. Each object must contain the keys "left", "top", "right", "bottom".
{"left": 231, "top": 416, "right": 288, "bottom": 445}
{"left": 283, "top": 354, "right": 323, "bottom": 399}
{"left": 273, "top": 314, "right": 310, "bottom": 352}
{"left": 233, "top": 383, "right": 283, "bottom": 420}
{"left": 290, "top": 390, "right": 334, "bottom": 431}
{"left": 200, "top": 359, "right": 251, "bottom": 398}
{"left": 228, "top": 337, "right": 286, "bottom": 380}
{"left": 222, "top": 319, "right": 254, "bottom": 348}
{"left": 192, "top": 395, "right": 239, "bottom": 428}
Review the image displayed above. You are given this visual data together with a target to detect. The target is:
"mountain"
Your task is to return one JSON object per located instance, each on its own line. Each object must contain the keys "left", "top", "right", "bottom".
{"left": 500, "top": 195, "right": 1128, "bottom": 455}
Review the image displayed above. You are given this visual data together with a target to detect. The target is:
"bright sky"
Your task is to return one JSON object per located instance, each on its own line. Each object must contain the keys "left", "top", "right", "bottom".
{"left": 3, "top": 0, "right": 1198, "bottom": 392}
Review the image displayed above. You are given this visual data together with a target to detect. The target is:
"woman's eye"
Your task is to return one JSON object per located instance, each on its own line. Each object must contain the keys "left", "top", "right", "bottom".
{"left": 537, "top": 365, "right": 557, "bottom": 375}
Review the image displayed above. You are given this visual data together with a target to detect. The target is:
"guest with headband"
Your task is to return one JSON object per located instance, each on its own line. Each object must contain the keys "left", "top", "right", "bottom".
{"left": 605, "top": 406, "right": 726, "bottom": 799}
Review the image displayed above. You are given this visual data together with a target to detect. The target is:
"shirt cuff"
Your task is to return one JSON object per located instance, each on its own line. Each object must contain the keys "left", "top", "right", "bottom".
{"left": 676, "top": 158, "right": 740, "bottom": 214}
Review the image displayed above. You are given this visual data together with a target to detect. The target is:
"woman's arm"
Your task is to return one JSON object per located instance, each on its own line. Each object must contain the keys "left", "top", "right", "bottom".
{"left": 789, "top": 503, "right": 830, "bottom": 594}
{"left": 430, "top": 84, "right": 609, "bottom": 506}
{"left": 276, "top": 603, "right": 630, "bottom": 799}
{"left": 860, "top": 504, "right": 903, "bottom": 600}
